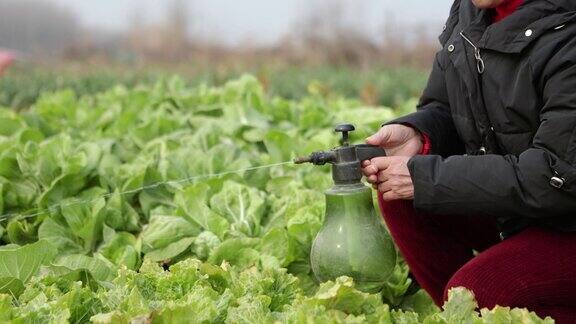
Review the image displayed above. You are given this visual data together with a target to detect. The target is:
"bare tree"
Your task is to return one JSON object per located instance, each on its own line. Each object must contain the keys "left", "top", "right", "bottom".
{"left": 291, "top": 0, "right": 378, "bottom": 66}
{"left": 380, "top": 11, "right": 441, "bottom": 68}
{"left": 164, "top": 0, "right": 190, "bottom": 60}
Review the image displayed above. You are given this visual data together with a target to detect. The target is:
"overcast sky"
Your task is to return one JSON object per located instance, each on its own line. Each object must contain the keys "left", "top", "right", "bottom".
{"left": 50, "top": 0, "right": 455, "bottom": 45}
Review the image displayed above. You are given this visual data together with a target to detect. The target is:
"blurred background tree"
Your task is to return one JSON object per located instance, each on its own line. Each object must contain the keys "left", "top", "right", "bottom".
{"left": 0, "top": 0, "right": 448, "bottom": 109}
{"left": 0, "top": 0, "right": 443, "bottom": 67}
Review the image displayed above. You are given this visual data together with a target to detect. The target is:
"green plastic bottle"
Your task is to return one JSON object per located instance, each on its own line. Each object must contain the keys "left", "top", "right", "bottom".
{"left": 295, "top": 124, "right": 397, "bottom": 293}
{"left": 311, "top": 183, "right": 396, "bottom": 293}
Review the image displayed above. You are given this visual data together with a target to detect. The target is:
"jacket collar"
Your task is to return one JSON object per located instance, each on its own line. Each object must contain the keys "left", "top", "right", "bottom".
{"left": 461, "top": 0, "right": 576, "bottom": 54}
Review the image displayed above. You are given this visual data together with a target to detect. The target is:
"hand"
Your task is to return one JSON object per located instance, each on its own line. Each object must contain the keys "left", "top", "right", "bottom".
{"left": 365, "top": 124, "right": 423, "bottom": 157}
{"left": 361, "top": 124, "right": 421, "bottom": 200}
{"left": 362, "top": 156, "right": 414, "bottom": 201}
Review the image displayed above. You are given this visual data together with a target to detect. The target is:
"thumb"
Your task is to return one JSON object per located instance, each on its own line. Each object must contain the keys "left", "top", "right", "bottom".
{"left": 366, "top": 127, "right": 391, "bottom": 146}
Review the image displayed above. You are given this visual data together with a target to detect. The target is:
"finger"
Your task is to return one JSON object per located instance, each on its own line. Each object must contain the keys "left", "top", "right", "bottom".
{"left": 367, "top": 175, "right": 378, "bottom": 184}
{"left": 362, "top": 165, "right": 379, "bottom": 176}
{"left": 370, "top": 157, "right": 392, "bottom": 171}
{"left": 377, "top": 172, "right": 389, "bottom": 183}
{"left": 378, "top": 181, "right": 392, "bottom": 193}
{"left": 381, "top": 191, "right": 399, "bottom": 201}
{"left": 362, "top": 160, "right": 371, "bottom": 167}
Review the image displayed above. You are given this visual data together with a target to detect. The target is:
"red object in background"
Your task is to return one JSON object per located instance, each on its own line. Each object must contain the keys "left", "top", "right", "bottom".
{"left": 494, "top": 0, "right": 524, "bottom": 23}
{"left": 0, "top": 51, "right": 15, "bottom": 76}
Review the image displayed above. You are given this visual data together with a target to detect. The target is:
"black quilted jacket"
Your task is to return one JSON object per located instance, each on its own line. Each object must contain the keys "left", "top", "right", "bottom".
{"left": 391, "top": 0, "right": 576, "bottom": 237}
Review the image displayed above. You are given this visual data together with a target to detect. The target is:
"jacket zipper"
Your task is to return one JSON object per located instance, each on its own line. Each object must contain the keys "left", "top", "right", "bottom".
{"left": 460, "top": 31, "right": 485, "bottom": 74}
{"left": 459, "top": 31, "right": 493, "bottom": 155}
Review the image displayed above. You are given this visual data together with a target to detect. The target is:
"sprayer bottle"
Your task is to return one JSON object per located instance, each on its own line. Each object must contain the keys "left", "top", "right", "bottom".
{"left": 295, "top": 124, "right": 396, "bottom": 293}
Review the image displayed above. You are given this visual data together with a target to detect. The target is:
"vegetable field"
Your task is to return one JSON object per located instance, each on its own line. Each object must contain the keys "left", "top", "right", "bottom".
{"left": 0, "top": 66, "right": 428, "bottom": 110}
{"left": 0, "top": 75, "right": 553, "bottom": 323}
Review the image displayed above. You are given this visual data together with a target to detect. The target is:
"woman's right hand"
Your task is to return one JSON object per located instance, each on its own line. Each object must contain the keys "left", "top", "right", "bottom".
{"left": 361, "top": 124, "right": 423, "bottom": 185}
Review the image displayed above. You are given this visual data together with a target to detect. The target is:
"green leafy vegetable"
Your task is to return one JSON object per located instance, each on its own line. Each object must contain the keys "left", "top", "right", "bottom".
{"left": 0, "top": 76, "right": 555, "bottom": 323}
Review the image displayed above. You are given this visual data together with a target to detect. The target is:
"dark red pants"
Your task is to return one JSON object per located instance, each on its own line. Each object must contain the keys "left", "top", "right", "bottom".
{"left": 379, "top": 197, "right": 576, "bottom": 323}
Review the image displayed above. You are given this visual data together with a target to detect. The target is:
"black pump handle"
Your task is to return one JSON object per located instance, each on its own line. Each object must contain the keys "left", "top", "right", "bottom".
{"left": 335, "top": 124, "right": 355, "bottom": 146}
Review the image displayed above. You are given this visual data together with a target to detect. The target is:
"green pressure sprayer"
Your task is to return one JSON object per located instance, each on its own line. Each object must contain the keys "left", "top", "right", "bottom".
{"left": 295, "top": 124, "right": 396, "bottom": 293}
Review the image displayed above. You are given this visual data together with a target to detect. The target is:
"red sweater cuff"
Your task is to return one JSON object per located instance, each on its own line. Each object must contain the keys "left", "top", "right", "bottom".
{"left": 420, "top": 133, "right": 431, "bottom": 155}
{"left": 400, "top": 122, "right": 431, "bottom": 155}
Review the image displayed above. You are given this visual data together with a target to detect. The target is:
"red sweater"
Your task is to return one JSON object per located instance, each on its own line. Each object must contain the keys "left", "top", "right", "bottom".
{"left": 494, "top": 0, "right": 524, "bottom": 23}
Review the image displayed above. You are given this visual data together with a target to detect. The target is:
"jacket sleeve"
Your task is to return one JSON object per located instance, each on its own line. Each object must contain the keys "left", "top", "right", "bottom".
{"left": 388, "top": 51, "right": 465, "bottom": 157}
{"left": 408, "top": 55, "right": 576, "bottom": 220}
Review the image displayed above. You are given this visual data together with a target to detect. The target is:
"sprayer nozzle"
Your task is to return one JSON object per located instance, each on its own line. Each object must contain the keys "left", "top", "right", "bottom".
{"left": 294, "top": 156, "right": 311, "bottom": 164}
{"left": 294, "top": 151, "right": 336, "bottom": 166}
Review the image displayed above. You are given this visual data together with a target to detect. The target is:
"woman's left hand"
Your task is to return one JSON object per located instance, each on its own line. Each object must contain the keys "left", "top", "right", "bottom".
{"left": 362, "top": 156, "right": 414, "bottom": 201}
